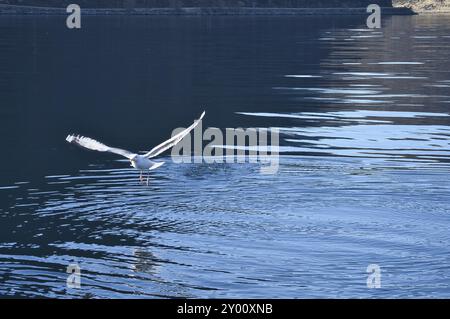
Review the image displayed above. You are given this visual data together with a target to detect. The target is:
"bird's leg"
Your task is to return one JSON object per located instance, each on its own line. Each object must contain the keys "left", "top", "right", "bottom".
{"left": 146, "top": 172, "right": 150, "bottom": 186}
{"left": 140, "top": 171, "right": 143, "bottom": 183}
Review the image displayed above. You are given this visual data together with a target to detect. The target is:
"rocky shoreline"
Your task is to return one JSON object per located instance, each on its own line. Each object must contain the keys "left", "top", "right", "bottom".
{"left": 0, "top": 4, "right": 415, "bottom": 15}
{"left": 393, "top": 0, "right": 450, "bottom": 13}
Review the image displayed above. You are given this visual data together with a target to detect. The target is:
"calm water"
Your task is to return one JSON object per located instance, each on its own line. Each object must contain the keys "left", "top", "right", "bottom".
{"left": 1, "top": 14, "right": 450, "bottom": 298}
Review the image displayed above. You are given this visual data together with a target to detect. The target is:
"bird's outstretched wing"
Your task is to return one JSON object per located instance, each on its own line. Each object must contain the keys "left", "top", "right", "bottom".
{"left": 144, "top": 111, "right": 205, "bottom": 159}
{"left": 66, "top": 135, "right": 135, "bottom": 159}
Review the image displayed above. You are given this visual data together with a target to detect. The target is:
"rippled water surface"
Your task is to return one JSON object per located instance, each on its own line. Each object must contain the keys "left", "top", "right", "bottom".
{"left": 1, "top": 14, "right": 450, "bottom": 298}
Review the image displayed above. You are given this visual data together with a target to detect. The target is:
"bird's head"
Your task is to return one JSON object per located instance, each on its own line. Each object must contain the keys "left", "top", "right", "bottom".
{"left": 130, "top": 155, "right": 138, "bottom": 168}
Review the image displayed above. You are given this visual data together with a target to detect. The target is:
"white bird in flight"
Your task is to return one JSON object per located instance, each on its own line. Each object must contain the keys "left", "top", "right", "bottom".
{"left": 66, "top": 111, "right": 205, "bottom": 185}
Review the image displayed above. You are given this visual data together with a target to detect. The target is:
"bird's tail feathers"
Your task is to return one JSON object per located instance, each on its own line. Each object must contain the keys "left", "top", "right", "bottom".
{"left": 149, "top": 162, "right": 165, "bottom": 171}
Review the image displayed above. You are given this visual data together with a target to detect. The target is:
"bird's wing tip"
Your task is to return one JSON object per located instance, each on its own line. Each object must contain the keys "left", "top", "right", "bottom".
{"left": 66, "top": 134, "right": 84, "bottom": 143}
{"left": 200, "top": 111, "right": 206, "bottom": 119}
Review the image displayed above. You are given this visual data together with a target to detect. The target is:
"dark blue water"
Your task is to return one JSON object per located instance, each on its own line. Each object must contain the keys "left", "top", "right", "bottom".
{"left": 1, "top": 14, "right": 450, "bottom": 298}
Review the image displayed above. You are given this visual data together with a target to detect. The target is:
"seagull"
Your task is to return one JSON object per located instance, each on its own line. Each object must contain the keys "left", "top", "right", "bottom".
{"left": 66, "top": 111, "right": 205, "bottom": 185}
